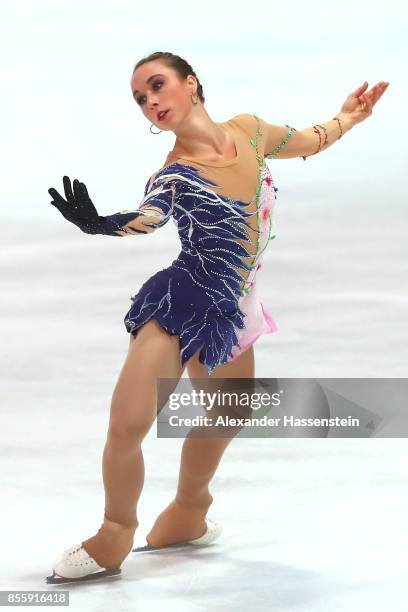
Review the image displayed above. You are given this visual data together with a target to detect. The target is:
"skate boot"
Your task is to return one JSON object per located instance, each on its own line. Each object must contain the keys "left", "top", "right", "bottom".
{"left": 46, "top": 541, "right": 122, "bottom": 584}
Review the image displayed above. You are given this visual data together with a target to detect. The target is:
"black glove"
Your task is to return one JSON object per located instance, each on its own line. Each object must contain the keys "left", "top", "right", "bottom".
{"left": 48, "top": 175, "right": 144, "bottom": 236}
{"left": 48, "top": 175, "right": 168, "bottom": 236}
{"left": 48, "top": 176, "right": 121, "bottom": 235}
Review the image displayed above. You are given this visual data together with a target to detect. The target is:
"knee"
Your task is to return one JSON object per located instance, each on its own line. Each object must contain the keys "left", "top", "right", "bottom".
{"left": 108, "top": 380, "right": 157, "bottom": 445}
{"left": 107, "top": 412, "right": 154, "bottom": 446}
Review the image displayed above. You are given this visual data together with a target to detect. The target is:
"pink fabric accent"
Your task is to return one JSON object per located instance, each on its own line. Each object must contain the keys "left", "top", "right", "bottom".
{"left": 227, "top": 282, "right": 278, "bottom": 363}
{"left": 261, "top": 302, "right": 278, "bottom": 333}
{"left": 226, "top": 155, "right": 279, "bottom": 365}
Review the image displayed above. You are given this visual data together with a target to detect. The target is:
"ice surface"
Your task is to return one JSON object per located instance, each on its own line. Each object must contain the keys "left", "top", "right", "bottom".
{"left": 1, "top": 196, "right": 407, "bottom": 610}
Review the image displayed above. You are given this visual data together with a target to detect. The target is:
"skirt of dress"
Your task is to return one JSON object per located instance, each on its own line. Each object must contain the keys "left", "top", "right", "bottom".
{"left": 124, "top": 263, "right": 278, "bottom": 375}
{"left": 227, "top": 282, "right": 278, "bottom": 364}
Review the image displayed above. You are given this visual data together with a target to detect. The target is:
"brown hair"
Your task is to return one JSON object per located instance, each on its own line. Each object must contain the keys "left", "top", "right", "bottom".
{"left": 132, "top": 51, "right": 205, "bottom": 104}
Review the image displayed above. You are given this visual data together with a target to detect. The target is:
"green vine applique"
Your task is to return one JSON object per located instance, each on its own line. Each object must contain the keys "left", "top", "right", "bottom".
{"left": 263, "top": 124, "right": 307, "bottom": 161}
{"left": 264, "top": 125, "right": 295, "bottom": 159}
{"left": 239, "top": 114, "right": 277, "bottom": 297}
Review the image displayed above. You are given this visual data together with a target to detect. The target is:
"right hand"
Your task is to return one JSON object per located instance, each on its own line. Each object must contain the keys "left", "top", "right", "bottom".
{"left": 48, "top": 176, "right": 107, "bottom": 234}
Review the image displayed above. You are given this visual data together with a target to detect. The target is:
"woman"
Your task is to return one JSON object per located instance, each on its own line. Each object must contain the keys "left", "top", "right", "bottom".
{"left": 46, "top": 51, "right": 389, "bottom": 583}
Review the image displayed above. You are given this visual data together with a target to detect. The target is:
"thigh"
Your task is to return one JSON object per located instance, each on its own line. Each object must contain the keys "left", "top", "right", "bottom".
{"left": 186, "top": 345, "right": 255, "bottom": 439}
{"left": 187, "top": 344, "right": 255, "bottom": 380}
{"left": 109, "top": 320, "right": 187, "bottom": 438}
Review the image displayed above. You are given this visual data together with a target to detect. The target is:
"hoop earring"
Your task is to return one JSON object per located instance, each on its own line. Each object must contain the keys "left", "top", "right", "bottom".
{"left": 191, "top": 92, "right": 199, "bottom": 105}
{"left": 150, "top": 123, "right": 162, "bottom": 134}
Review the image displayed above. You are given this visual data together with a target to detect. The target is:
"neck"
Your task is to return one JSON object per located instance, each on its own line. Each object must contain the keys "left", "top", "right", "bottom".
{"left": 171, "top": 108, "right": 227, "bottom": 158}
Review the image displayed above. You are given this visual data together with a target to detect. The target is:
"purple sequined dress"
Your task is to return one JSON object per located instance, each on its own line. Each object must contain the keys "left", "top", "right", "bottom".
{"left": 107, "top": 114, "right": 279, "bottom": 375}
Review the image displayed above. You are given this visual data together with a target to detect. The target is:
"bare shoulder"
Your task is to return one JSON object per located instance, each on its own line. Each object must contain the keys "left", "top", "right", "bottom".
{"left": 228, "top": 113, "right": 257, "bottom": 134}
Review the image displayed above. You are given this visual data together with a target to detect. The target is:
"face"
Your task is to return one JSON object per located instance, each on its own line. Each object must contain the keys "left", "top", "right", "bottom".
{"left": 130, "top": 60, "right": 197, "bottom": 131}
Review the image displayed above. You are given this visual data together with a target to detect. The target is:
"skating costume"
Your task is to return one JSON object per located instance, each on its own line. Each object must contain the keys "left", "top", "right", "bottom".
{"left": 106, "top": 113, "right": 280, "bottom": 374}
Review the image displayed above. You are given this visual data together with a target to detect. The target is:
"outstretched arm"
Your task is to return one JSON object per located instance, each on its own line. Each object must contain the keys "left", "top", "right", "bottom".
{"left": 259, "top": 115, "right": 354, "bottom": 160}
{"left": 48, "top": 174, "right": 175, "bottom": 237}
{"left": 108, "top": 206, "right": 169, "bottom": 236}
{"left": 259, "top": 80, "right": 389, "bottom": 160}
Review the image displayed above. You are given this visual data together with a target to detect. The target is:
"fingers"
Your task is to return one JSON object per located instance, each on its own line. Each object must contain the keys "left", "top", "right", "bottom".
{"left": 48, "top": 176, "right": 85, "bottom": 223}
{"left": 359, "top": 93, "right": 372, "bottom": 113}
{"left": 63, "top": 176, "right": 75, "bottom": 205}
{"left": 365, "top": 96, "right": 372, "bottom": 112}
{"left": 48, "top": 175, "right": 75, "bottom": 205}
{"left": 372, "top": 81, "right": 389, "bottom": 102}
{"left": 363, "top": 81, "right": 389, "bottom": 107}
{"left": 48, "top": 176, "right": 86, "bottom": 207}
{"left": 76, "top": 180, "right": 99, "bottom": 217}
{"left": 72, "top": 178, "right": 92, "bottom": 218}
{"left": 354, "top": 81, "right": 368, "bottom": 95}
{"left": 72, "top": 178, "right": 83, "bottom": 203}
{"left": 49, "top": 199, "right": 78, "bottom": 224}
{"left": 354, "top": 81, "right": 389, "bottom": 103}
{"left": 48, "top": 186, "right": 67, "bottom": 205}
{"left": 79, "top": 182, "right": 90, "bottom": 200}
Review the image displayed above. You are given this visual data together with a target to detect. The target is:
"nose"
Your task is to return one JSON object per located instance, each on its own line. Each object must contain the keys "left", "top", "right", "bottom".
{"left": 147, "top": 95, "right": 159, "bottom": 110}
{"left": 148, "top": 103, "right": 159, "bottom": 118}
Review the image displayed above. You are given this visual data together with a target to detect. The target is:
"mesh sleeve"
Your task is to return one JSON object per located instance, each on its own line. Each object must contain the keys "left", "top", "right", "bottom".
{"left": 103, "top": 172, "right": 176, "bottom": 237}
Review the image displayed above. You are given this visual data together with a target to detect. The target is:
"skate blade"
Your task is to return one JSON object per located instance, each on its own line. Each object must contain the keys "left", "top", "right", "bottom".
{"left": 132, "top": 541, "right": 209, "bottom": 553}
{"left": 45, "top": 568, "right": 121, "bottom": 584}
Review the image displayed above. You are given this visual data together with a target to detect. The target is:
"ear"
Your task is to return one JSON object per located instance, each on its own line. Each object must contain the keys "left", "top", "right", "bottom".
{"left": 187, "top": 74, "right": 198, "bottom": 88}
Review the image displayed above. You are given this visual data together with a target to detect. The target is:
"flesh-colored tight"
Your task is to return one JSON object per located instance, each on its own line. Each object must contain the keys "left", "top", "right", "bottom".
{"left": 82, "top": 319, "right": 254, "bottom": 570}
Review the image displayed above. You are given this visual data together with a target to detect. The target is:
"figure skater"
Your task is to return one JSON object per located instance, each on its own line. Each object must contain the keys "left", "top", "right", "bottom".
{"left": 45, "top": 51, "right": 389, "bottom": 583}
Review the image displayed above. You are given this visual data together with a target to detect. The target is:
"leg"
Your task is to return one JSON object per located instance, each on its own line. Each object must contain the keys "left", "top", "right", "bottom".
{"left": 145, "top": 345, "right": 254, "bottom": 547}
{"left": 81, "top": 319, "right": 186, "bottom": 569}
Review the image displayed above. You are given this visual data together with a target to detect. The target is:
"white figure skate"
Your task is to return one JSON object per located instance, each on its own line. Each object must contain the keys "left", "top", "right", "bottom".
{"left": 46, "top": 542, "right": 121, "bottom": 584}
{"left": 132, "top": 518, "right": 222, "bottom": 552}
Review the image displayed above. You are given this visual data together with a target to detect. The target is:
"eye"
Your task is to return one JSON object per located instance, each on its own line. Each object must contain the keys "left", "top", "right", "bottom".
{"left": 136, "top": 80, "right": 164, "bottom": 106}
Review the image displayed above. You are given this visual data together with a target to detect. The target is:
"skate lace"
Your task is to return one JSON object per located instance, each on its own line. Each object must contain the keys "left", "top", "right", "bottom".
{"left": 64, "top": 544, "right": 95, "bottom": 567}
